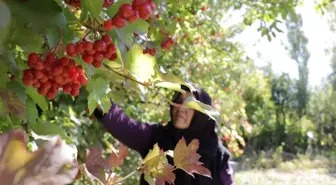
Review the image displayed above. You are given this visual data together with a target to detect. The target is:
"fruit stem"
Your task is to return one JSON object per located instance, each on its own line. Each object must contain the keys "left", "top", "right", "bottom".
{"left": 111, "top": 169, "right": 137, "bottom": 185}
{"left": 51, "top": 27, "right": 63, "bottom": 53}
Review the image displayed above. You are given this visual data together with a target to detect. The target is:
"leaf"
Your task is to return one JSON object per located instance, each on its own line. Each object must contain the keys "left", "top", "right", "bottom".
{"left": 122, "top": 19, "right": 150, "bottom": 35}
{"left": 82, "top": 0, "right": 103, "bottom": 19}
{"left": 125, "top": 44, "right": 156, "bottom": 82}
{"left": 167, "top": 19, "right": 177, "bottom": 34}
{"left": 26, "top": 86, "right": 48, "bottom": 111}
{"left": 31, "top": 122, "right": 72, "bottom": 143}
{"left": 87, "top": 77, "right": 111, "bottom": 114}
{"left": 85, "top": 147, "right": 106, "bottom": 183}
{"left": 0, "top": 129, "right": 78, "bottom": 185}
{"left": 183, "top": 96, "right": 220, "bottom": 122}
{"left": 154, "top": 71, "right": 187, "bottom": 93}
{"left": 26, "top": 97, "right": 38, "bottom": 125}
{"left": 0, "top": 52, "right": 19, "bottom": 76}
{"left": 0, "top": 88, "right": 26, "bottom": 120}
{"left": 0, "top": 1, "right": 11, "bottom": 53}
{"left": 105, "top": 144, "right": 128, "bottom": 169}
{"left": 6, "top": 80, "right": 26, "bottom": 103}
{"left": 173, "top": 138, "right": 211, "bottom": 178}
{"left": 142, "top": 144, "right": 176, "bottom": 185}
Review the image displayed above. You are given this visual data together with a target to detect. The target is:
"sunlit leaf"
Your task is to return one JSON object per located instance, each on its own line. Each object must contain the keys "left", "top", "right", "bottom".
{"left": 31, "top": 122, "right": 72, "bottom": 143}
{"left": 125, "top": 44, "right": 156, "bottom": 82}
{"left": 183, "top": 96, "right": 220, "bottom": 122}
{"left": 142, "top": 144, "right": 176, "bottom": 185}
{"left": 173, "top": 138, "right": 211, "bottom": 178}
{"left": 82, "top": 0, "right": 103, "bottom": 19}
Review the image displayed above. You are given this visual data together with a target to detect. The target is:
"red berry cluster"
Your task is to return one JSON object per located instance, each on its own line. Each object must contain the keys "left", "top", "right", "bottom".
{"left": 104, "top": 0, "right": 156, "bottom": 31}
{"left": 22, "top": 53, "right": 88, "bottom": 99}
{"left": 65, "top": 0, "right": 114, "bottom": 8}
{"left": 66, "top": 35, "right": 117, "bottom": 68}
{"left": 161, "top": 37, "right": 174, "bottom": 50}
{"left": 143, "top": 48, "right": 156, "bottom": 56}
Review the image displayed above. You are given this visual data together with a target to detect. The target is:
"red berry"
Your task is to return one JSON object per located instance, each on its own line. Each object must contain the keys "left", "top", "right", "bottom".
{"left": 47, "top": 90, "right": 56, "bottom": 99}
{"left": 40, "top": 76, "right": 49, "bottom": 83}
{"left": 92, "top": 60, "right": 102, "bottom": 68}
{"left": 86, "top": 50, "right": 96, "bottom": 55}
{"left": 94, "top": 52, "right": 104, "bottom": 62}
{"left": 94, "top": 40, "right": 107, "bottom": 52}
{"left": 72, "top": 82, "right": 81, "bottom": 90}
{"left": 59, "top": 57, "right": 69, "bottom": 66}
{"left": 33, "top": 81, "right": 41, "bottom": 88}
{"left": 127, "top": 11, "right": 139, "bottom": 23}
{"left": 63, "top": 83, "right": 72, "bottom": 94}
{"left": 103, "top": 0, "right": 114, "bottom": 7}
{"left": 102, "top": 35, "right": 112, "bottom": 45}
{"left": 113, "top": 15, "right": 127, "bottom": 28}
{"left": 38, "top": 85, "right": 49, "bottom": 95}
{"left": 28, "top": 53, "right": 39, "bottom": 63}
{"left": 109, "top": 53, "right": 117, "bottom": 61}
{"left": 119, "top": 4, "right": 134, "bottom": 18}
{"left": 75, "top": 42, "right": 84, "bottom": 54}
{"left": 70, "top": 89, "right": 80, "bottom": 97}
{"left": 139, "top": 3, "right": 152, "bottom": 20}
{"left": 52, "top": 66, "right": 63, "bottom": 76}
{"left": 22, "top": 78, "right": 34, "bottom": 86}
{"left": 66, "top": 43, "right": 76, "bottom": 55}
{"left": 33, "top": 70, "right": 44, "bottom": 79}
{"left": 45, "top": 52, "right": 56, "bottom": 62}
{"left": 82, "top": 54, "right": 94, "bottom": 64}
{"left": 132, "top": 0, "right": 143, "bottom": 10}
{"left": 83, "top": 41, "right": 94, "bottom": 51}
{"left": 78, "top": 74, "right": 88, "bottom": 85}
{"left": 104, "top": 19, "right": 114, "bottom": 31}
{"left": 34, "top": 61, "right": 45, "bottom": 70}
{"left": 76, "top": 65, "right": 84, "bottom": 75}
{"left": 148, "top": 0, "right": 156, "bottom": 11}
{"left": 68, "top": 59, "right": 76, "bottom": 68}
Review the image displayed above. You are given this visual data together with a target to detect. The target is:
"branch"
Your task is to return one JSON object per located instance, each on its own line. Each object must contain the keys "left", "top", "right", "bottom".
{"left": 51, "top": 27, "right": 62, "bottom": 53}
{"left": 102, "top": 63, "right": 189, "bottom": 109}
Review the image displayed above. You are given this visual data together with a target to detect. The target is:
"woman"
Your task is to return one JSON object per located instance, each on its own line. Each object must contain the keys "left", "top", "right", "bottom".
{"left": 94, "top": 85, "right": 235, "bottom": 185}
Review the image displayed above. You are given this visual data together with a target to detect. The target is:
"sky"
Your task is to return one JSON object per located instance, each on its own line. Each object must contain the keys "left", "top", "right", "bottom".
{"left": 224, "top": 0, "right": 334, "bottom": 87}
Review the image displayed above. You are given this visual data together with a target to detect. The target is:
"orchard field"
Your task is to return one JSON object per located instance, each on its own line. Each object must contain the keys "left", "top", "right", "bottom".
{"left": 0, "top": 0, "right": 335, "bottom": 184}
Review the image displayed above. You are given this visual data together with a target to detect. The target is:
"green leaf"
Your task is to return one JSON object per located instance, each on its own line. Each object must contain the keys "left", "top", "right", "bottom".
{"left": 144, "top": 174, "right": 155, "bottom": 185}
{"left": 125, "top": 44, "right": 156, "bottom": 82}
{"left": 9, "top": 18, "right": 44, "bottom": 53}
{"left": 167, "top": 20, "right": 177, "bottom": 34}
{"left": 123, "top": 19, "right": 150, "bottom": 35}
{"left": 26, "top": 86, "right": 48, "bottom": 111}
{"left": 6, "top": 0, "right": 67, "bottom": 31}
{"left": 0, "top": 52, "right": 19, "bottom": 76}
{"left": 26, "top": 97, "right": 38, "bottom": 125}
{"left": 31, "top": 122, "right": 72, "bottom": 143}
{"left": 6, "top": 80, "right": 26, "bottom": 103}
{"left": 0, "top": 96, "right": 5, "bottom": 115}
{"left": 0, "top": 1, "right": 11, "bottom": 53}
{"left": 154, "top": 71, "right": 187, "bottom": 93}
{"left": 82, "top": 0, "right": 103, "bottom": 19}
{"left": 105, "top": 0, "right": 131, "bottom": 18}
{"left": 86, "top": 77, "right": 111, "bottom": 114}
{"left": 183, "top": 96, "right": 220, "bottom": 122}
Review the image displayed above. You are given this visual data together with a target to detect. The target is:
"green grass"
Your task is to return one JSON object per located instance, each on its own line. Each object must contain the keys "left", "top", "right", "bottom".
{"left": 233, "top": 154, "right": 336, "bottom": 185}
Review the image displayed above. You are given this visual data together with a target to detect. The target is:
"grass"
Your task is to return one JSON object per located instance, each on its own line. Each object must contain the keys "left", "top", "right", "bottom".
{"left": 233, "top": 153, "right": 336, "bottom": 185}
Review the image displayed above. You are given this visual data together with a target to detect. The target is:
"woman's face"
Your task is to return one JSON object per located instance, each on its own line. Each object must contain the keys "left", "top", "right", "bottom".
{"left": 172, "top": 92, "right": 195, "bottom": 129}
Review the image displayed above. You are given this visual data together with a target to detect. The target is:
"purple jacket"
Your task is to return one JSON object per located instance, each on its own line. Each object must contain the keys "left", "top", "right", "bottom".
{"left": 96, "top": 102, "right": 235, "bottom": 185}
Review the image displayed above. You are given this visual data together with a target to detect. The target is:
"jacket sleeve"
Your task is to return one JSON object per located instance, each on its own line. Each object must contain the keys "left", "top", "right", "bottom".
{"left": 94, "top": 101, "right": 154, "bottom": 156}
{"left": 220, "top": 160, "right": 235, "bottom": 185}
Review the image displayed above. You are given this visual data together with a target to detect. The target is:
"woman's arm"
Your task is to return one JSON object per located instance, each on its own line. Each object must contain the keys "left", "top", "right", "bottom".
{"left": 220, "top": 161, "right": 235, "bottom": 185}
{"left": 94, "top": 101, "right": 154, "bottom": 156}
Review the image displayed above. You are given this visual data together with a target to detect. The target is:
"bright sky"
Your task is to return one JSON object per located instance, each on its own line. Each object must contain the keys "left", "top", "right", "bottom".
{"left": 225, "top": 0, "right": 334, "bottom": 87}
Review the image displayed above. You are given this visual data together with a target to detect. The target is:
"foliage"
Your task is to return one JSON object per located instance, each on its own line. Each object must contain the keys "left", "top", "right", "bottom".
{"left": 0, "top": 0, "right": 335, "bottom": 184}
